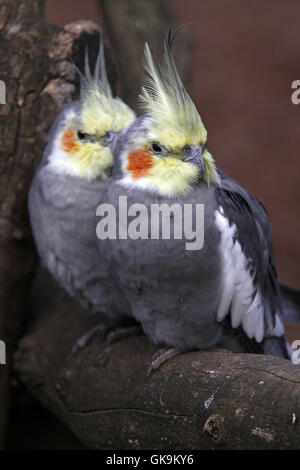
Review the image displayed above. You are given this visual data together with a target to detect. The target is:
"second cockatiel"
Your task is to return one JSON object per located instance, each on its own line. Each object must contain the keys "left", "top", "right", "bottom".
{"left": 28, "top": 36, "right": 135, "bottom": 339}
{"left": 97, "top": 32, "right": 291, "bottom": 366}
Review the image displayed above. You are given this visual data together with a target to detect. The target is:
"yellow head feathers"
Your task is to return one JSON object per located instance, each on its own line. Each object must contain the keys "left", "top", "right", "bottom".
{"left": 140, "top": 36, "right": 207, "bottom": 149}
{"left": 139, "top": 32, "right": 220, "bottom": 187}
{"left": 79, "top": 37, "right": 135, "bottom": 137}
{"left": 52, "top": 35, "right": 136, "bottom": 181}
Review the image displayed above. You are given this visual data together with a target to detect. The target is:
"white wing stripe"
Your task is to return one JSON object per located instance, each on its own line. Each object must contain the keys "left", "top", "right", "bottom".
{"left": 215, "top": 207, "right": 265, "bottom": 342}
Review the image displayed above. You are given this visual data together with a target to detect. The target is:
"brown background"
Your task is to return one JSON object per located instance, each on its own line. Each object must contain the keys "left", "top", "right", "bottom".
{"left": 46, "top": 0, "right": 300, "bottom": 288}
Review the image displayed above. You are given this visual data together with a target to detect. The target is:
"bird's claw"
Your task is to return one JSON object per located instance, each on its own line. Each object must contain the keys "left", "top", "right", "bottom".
{"left": 146, "top": 347, "right": 182, "bottom": 376}
{"left": 106, "top": 325, "right": 143, "bottom": 343}
{"left": 71, "top": 323, "right": 107, "bottom": 354}
{"left": 72, "top": 323, "right": 142, "bottom": 354}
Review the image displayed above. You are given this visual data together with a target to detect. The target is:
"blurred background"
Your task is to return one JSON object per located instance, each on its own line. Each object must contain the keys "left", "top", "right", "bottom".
{"left": 4, "top": 0, "right": 300, "bottom": 449}
{"left": 44, "top": 0, "right": 300, "bottom": 288}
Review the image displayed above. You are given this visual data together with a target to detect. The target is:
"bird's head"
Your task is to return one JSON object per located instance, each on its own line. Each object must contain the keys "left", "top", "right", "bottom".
{"left": 112, "top": 33, "right": 220, "bottom": 197}
{"left": 47, "top": 35, "right": 136, "bottom": 181}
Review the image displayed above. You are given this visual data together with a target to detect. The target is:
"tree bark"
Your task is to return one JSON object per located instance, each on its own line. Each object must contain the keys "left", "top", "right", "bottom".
{"left": 99, "top": 0, "right": 193, "bottom": 111}
{"left": 13, "top": 272, "right": 300, "bottom": 450}
{"left": 0, "top": 0, "right": 115, "bottom": 448}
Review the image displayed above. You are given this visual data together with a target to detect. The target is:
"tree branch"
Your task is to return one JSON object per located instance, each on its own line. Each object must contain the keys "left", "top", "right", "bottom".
{"left": 13, "top": 271, "right": 300, "bottom": 450}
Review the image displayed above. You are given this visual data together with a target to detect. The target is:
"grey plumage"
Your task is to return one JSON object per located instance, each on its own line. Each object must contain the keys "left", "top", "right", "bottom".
{"left": 29, "top": 102, "right": 127, "bottom": 319}
{"left": 99, "top": 175, "right": 224, "bottom": 351}
{"left": 214, "top": 170, "right": 289, "bottom": 356}
{"left": 98, "top": 120, "right": 290, "bottom": 358}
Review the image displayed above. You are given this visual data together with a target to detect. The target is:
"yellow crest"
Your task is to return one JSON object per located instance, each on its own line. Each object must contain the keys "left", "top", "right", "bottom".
{"left": 79, "top": 36, "right": 135, "bottom": 137}
{"left": 139, "top": 32, "right": 220, "bottom": 186}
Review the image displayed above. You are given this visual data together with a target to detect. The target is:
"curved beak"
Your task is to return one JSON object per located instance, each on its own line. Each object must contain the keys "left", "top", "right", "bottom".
{"left": 183, "top": 145, "right": 205, "bottom": 177}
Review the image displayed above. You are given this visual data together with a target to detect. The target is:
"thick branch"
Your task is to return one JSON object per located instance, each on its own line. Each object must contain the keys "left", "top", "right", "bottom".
{"left": 13, "top": 272, "right": 300, "bottom": 450}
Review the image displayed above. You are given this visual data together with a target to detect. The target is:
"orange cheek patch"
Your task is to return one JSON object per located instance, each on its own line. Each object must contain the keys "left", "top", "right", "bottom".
{"left": 62, "top": 129, "right": 79, "bottom": 154}
{"left": 127, "top": 149, "right": 153, "bottom": 179}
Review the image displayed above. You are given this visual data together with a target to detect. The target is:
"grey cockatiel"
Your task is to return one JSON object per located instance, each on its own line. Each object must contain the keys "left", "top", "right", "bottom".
{"left": 97, "top": 33, "right": 294, "bottom": 367}
{"left": 28, "top": 36, "right": 136, "bottom": 343}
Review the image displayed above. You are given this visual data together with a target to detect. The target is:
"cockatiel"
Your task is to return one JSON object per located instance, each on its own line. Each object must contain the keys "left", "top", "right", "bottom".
{"left": 97, "top": 32, "right": 293, "bottom": 369}
{"left": 28, "top": 35, "right": 136, "bottom": 346}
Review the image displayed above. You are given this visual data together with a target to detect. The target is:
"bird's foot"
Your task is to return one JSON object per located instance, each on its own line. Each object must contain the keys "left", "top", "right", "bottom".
{"left": 147, "top": 347, "right": 183, "bottom": 376}
{"left": 72, "top": 323, "right": 107, "bottom": 354}
{"left": 106, "top": 325, "right": 143, "bottom": 343}
{"left": 72, "top": 323, "right": 142, "bottom": 354}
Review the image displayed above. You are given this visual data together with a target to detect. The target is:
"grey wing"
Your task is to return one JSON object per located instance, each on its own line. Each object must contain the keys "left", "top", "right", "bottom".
{"left": 28, "top": 167, "right": 111, "bottom": 314}
{"left": 215, "top": 169, "right": 289, "bottom": 358}
{"left": 28, "top": 170, "right": 85, "bottom": 305}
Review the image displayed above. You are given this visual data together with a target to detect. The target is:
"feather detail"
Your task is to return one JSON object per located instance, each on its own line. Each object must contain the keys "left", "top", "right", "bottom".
{"left": 79, "top": 33, "right": 135, "bottom": 137}
{"left": 140, "top": 42, "right": 206, "bottom": 146}
{"left": 139, "top": 34, "right": 219, "bottom": 186}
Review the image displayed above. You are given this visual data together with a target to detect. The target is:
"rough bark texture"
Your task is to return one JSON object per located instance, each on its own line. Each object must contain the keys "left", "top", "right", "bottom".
{"left": 99, "top": 0, "right": 192, "bottom": 111}
{"left": 0, "top": 0, "right": 115, "bottom": 447}
{"left": 13, "top": 272, "right": 300, "bottom": 450}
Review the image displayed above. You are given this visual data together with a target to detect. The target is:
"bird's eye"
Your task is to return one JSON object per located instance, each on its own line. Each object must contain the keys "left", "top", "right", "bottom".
{"left": 77, "top": 130, "right": 88, "bottom": 140}
{"left": 150, "top": 143, "right": 163, "bottom": 154}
